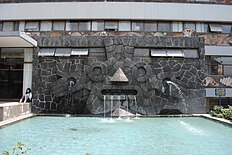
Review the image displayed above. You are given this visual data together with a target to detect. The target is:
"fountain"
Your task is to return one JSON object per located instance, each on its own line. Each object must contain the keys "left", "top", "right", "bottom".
{"left": 110, "top": 95, "right": 113, "bottom": 120}
{"left": 103, "top": 95, "right": 106, "bottom": 119}
{"left": 117, "top": 95, "right": 122, "bottom": 120}
{"left": 166, "top": 80, "right": 187, "bottom": 113}
{"left": 35, "top": 37, "right": 206, "bottom": 115}
{"left": 134, "top": 96, "right": 140, "bottom": 119}
{"left": 66, "top": 78, "right": 76, "bottom": 113}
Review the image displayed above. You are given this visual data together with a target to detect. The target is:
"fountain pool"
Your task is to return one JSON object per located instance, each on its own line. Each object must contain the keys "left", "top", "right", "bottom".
{"left": 0, "top": 117, "right": 232, "bottom": 155}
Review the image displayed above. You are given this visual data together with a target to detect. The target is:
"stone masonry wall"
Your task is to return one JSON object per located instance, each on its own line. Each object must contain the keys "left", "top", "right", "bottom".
{"left": 32, "top": 36, "right": 206, "bottom": 115}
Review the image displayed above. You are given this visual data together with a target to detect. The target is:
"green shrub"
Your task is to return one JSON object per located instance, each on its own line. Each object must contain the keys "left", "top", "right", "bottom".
{"left": 209, "top": 105, "right": 224, "bottom": 118}
{"left": 210, "top": 105, "right": 232, "bottom": 121}
{"left": 222, "top": 105, "right": 232, "bottom": 121}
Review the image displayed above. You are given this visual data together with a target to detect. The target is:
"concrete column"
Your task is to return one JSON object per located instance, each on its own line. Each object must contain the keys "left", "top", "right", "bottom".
{"left": 23, "top": 48, "right": 33, "bottom": 94}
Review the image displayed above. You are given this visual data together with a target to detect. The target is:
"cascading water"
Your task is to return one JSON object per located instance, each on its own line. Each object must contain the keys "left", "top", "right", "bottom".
{"left": 110, "top": 95, "right": 113, "bottom": 120}
{"left": 103, "top": 95, "right": 106, "bottom": 119}
{"left": 169, "top": 83, "right": 172, "bottom": 96}
{"left": 126, "top": 96, "right": 129, "bottom": 115}
{"left": 125, "top": 95, "right": 131, "bottom": 121}
{"left": 67, "top": 80, "right": 75, "bottom": 113}
{"left": 117, "top": 95, "right": 122, "bottom": 120}
{"left": 161, "top": 85, "right": 165, "bottom": 93}
{"left": 134, "top": 96, "right": 139, "bottom": 119}
{"left": 101, "top": 95, "right": 115, "bottom": 123}
{"left": 166, "top": 81, "right": 187, "bottom": 113}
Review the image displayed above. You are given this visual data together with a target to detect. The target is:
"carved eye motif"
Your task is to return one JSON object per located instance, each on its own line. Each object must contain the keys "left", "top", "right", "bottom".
{"left": 88, "top": 62, "right": 108, "bottom": 82}
{"left": 93, "top": 67, "right": 102, "bottom": 76}
{"left": 132, "top": 62, "right": 151, "bottom": 82}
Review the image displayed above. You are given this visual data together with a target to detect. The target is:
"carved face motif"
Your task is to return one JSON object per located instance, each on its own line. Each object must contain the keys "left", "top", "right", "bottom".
{"left": 49, "top": 38, "right": 205, "bottom": 115}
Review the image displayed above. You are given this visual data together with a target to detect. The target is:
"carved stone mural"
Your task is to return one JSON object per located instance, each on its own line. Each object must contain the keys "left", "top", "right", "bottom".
{"left": 203, "top": 76, "right": 232, "bottom": 87}
{"left": 203, "top": 77, "right": 220, "bottom": 86}
{"left": 182, "top": 29, "right": 194, "bottom": 37}
{"left": 32, "top": 36, "right": 206, "bottom": 115}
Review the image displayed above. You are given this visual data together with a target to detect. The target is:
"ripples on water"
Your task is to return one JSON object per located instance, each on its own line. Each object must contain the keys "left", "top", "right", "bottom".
{"left": 178, "top": 120, "right": 204, "bottom": 135}
{"left": 1, "top": 117, "right": 232, "bottom": 155}
{"left": 100, "top": 117, "right": 136, "bottom": 123}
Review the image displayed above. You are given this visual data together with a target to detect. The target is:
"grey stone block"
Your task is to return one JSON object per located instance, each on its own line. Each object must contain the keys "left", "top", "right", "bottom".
{"left": 134, "top": 48, "right": 150, "bottom": 57}
{"left": 104, "top": 38, "right": 114, "bottom": 46}
{"left": 33, "top": 36, "right": 205, "bottom": 115}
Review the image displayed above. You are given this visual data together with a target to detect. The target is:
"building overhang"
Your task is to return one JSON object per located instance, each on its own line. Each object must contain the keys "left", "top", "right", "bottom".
{"left": 0, "top": 2, "right": 232, "bottom": 22}
{"left": 205, "top": 46, "right": 232, "bottom": 56}
{"left": 0, "top": 31, "right": 37, "bottom": 47}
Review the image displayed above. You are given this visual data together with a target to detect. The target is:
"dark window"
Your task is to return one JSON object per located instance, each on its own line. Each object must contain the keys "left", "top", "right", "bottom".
{"left": 105, "top": 21, "right": 118, "bottom": 31}
{"left": 158, "top": 22, "right": 172, "bottom": 32}
{"left": 207, "top": 56, "right": 232, "bottom": 75}
{"left": 207, "top": 98, "right": 232, "bottom": 111}
{"left": 209, "top": 23, "right": 222, "bottom": 33}
{"left": 66, "top": 21, "right": 79, "bottom": 31}
{"left": 118, "top": 21, "right": 131, "bottom": 31}
{"left": 132, "top": 21, "right": 144, "bottom": 31}
{"left": 3, "top": 22, "right": 14, "bottom": 31}
{"left": 14, "top": 21, "right": 19, "bottom": 31}
{"left": 183, "top": 22, "right": 196, "bottom": 31}
{"left": 144, "top": 21, "right": 157, "bottom": 32}
{"left": 92, "top": 21, "right": 104, "bottom": 31}
{"left": 221, "top": 24, "right": 232, "bottom": 34}
{"left": 79, "top": 21, "right": 91, "bottom": 31}
{"left": 25, "top": 21, "right": 39, "bottom": 31}
{"left": 0, "top": 48, "right": 24, "bottom": 99}
{"left": 0, "top": 21, "right": 3, "bottom": 31}
{"left": 53, "top": 21, "right": 65, "bottom": 31}
{"left": 40, "top": 21, "right": 52, "bottom": 31}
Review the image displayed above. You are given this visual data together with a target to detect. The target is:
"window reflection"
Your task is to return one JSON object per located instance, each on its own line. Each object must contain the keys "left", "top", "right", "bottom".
{"left": 0, "top": 48, "right": 25, "bottom": 99}
{"left": 132, "top": 21, "right": 144, "bottom": 31}
{"left": 53, "top": 21, "right": 65, "bottom": 31}
{"left": 207, "top": 56, "right": 232, "bottom": 76}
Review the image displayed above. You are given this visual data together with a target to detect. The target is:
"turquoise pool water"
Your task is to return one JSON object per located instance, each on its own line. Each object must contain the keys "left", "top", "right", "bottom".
{"left": 0, "top": 117, "right": 232, "bottom": 155}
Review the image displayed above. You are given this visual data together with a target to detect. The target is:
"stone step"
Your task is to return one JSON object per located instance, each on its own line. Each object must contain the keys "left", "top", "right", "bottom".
{"left": 0, "top": 102, "right": 31, "bottom": 121}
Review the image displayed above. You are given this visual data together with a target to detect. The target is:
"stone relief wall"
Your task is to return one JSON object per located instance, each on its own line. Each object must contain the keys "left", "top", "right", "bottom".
{"left": 32, "top": 36, "right": 206, "bottom": 115}
{"left": 30, "top": 31, "right": 232, "bottom": 47}
{"left": 203, "top": 76, "right": 232, "bottom": 87}
{"left": 202, "top": 34, "right": 232, "bottom": 46}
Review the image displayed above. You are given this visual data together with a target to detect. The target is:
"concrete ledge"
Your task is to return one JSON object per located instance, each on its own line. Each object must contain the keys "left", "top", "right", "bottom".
{"left": 194, "top": 114, "right": 232, "bottom": 126}
{"left": 0, "top": 113, "right": 34, "bottom": 128}
{"left": 0, "top": 112, "right": 231, "bottom": 128}
{"left": 0, "top": 102, "right": 31, "bottom": 121}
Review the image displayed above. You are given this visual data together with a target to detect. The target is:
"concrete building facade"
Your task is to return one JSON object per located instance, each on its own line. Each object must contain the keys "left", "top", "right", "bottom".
{"left": 0, "top": 0, "right": 232, "bottom": 114}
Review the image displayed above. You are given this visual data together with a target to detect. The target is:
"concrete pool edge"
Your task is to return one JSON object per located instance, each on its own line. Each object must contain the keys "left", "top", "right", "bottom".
{"left": 195, "top": 114, "right": 232, "bottom": 126}
{"left": 0, "top": 113, "right": 231, "bottom": 128}
{"left": 0, "top": 113, "right": 35, "bottom": 128}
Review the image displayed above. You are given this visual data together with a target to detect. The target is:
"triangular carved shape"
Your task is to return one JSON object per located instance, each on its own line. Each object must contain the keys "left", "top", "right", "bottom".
{"left": 110, "top": 68, "right": 128, "bottom": 82}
